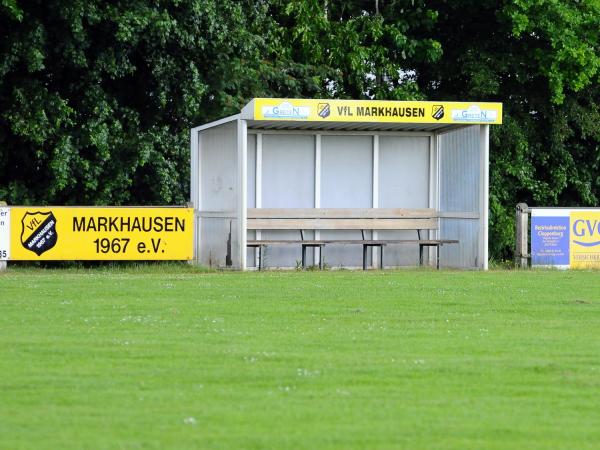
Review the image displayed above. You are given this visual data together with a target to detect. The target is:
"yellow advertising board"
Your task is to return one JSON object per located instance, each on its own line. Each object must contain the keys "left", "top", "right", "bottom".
{"left": 251, "top": 98, "right": 503, "bottom": 125}
{"left": 4, "top": 207, "right": 193, "bottom": 261}
{"left": 569, "top": 211, "right": 600, "bottom": 269}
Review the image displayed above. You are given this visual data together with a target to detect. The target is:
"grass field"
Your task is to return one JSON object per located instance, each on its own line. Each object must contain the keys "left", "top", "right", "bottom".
{"left": 1, "top": 265, "right": 600, "bottom": 449}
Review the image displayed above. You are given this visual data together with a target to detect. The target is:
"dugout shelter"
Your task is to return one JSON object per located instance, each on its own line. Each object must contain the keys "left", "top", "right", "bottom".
{"left": 190, "top": 98, "right": 502, "bottom": 270}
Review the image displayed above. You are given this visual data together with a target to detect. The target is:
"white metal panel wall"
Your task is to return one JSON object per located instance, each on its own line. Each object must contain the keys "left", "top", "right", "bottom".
{"left": 261, "top": 134, "right": 315, "bottom": 267}
{"left": 440, "top": 219, "right": 479, "bottom": 268}
{"left": 199, "top": 218, "right": 231, "bottom": 268}
{"left": 378, "top": 136, "right": 430, "bottom": 266}
{"left": 320, "top": 135, "right": 373, "bottom": 268}
{"left": 200, "top": 121, "right": 238, "bottom": 211}
{"left": 438, "top": 126, "right": 481, "bottom": 268}
{"left": 247, "top": 134, "right": 256, "bottom": 209}
{"left": 263, "top": 135, "right": 315, "bottom": 207}
{"left": 246, "top": 134, "right": 257, "bottom": 265}
{"left": 198, "top": 121, "right": 240, "bottom": 268}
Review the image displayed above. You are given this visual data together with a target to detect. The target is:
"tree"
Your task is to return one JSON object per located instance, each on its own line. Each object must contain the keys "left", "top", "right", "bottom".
{"left": 412, "top": 0, "right": 600, "bottom": 259}
{"left": 0, "top": 0, "right": 289, "bottom": 205}
{"left": 269, "top": 0, "right": 441, "bottom": 100}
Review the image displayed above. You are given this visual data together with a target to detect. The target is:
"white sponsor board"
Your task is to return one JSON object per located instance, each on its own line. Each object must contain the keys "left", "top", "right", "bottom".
{"left": 0, "top": 207, "right": 10, "bottom": 260}
{"left": 261, "top": 101, "right": 310, "bottom": 119}
{"left": 451, "top": 105, "right": 498, "bottom": 122}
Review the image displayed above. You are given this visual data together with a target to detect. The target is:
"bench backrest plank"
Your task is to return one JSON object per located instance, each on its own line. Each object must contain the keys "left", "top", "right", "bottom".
{"left": 247, "top": 208, "right": 438, "bottom": 231}
{"left": 248, "top": 208, "right": 436, "bottom": 219}
{"left": 247, "top": 217, "right": 437, "bottom": 230}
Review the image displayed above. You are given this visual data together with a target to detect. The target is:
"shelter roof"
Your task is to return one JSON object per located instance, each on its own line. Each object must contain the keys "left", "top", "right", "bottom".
{"left": 240, "top": 98, "right": 502, "bottom": 132}
{"left": 195, "top": 98, "right": 502, "bottom": 133}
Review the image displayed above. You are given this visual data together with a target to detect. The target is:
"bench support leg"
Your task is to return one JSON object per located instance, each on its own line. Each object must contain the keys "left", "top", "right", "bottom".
{"left": 419, "top": 244, "right": 441, "bottom": 269}
{"left": 363, "top": 244, "right": 384, "bottom": 270}
{"left": 319, "top": 245, "right": 324, "bottom": 270}
{"left": 302, "top": 245, "right": 307, "bottom": 269}
{"left": 258, "top": 245, "right": 264, "bottom": 271}
{"left": 301, "top": 244, "right": 325, "bottom": 270}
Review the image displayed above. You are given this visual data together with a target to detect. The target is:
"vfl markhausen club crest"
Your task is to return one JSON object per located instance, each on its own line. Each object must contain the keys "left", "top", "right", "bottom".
{"left": 317, "top": 103, "right": 331, "bottom": 118}
{"left": 21, "top": 211, "right": 58, "bottom": 256}
{"left": 432, "top": 105, "right": 444, "bottom": 120}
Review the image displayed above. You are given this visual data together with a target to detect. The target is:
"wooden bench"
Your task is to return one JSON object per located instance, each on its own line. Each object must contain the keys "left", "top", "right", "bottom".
{"left": 246, "top": 208, "right": 458, "bottom": 270}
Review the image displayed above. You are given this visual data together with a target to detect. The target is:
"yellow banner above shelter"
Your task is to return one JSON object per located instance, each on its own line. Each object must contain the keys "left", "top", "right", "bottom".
{"left": 245, "top": 99, "right": 502, "bottom": 125}
{"left": 4, "top": 206, "right": 193, "bottom": 261}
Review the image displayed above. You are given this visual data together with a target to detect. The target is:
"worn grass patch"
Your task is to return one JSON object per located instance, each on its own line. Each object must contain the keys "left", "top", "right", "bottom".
{"left": 1, "top": 267, "right": 599, "bottom": 449}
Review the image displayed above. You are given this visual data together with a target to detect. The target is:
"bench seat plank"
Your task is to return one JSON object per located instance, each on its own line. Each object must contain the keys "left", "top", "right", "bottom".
{"left": 247, "top": 239, "right": 458, "bottom": 245}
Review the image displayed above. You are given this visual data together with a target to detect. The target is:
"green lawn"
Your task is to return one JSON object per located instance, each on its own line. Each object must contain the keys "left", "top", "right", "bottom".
{"left": 1, "top": 266, "right": 599, "bottom": 449}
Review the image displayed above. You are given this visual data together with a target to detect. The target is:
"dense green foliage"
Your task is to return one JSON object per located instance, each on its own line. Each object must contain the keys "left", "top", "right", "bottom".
{"left": 2, "top": 267, "right": 600, "bottom": 449}
{"left": 0, "top": 0, "right": 281, "bottom": 204}
{"left": 414, "top": 0, "right": 600, "bottom": 258}
{"left": 1, "top": 0, "right": 598, "bottom": 258}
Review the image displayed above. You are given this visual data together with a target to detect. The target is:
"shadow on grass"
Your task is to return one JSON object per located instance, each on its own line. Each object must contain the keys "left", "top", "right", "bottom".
{"left": 4, "top": 260, "right": 215, "bottom": 274}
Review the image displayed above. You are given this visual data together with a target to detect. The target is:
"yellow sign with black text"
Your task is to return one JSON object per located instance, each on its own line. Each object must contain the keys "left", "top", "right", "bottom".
{"left": 8, "top": 207, "right": 193, "bottom": 260}
{"left": 570, "top": 211, "right": 600, "bottom": 269}
{"left": 252, "top": 98, "right": 503, "bottom": 125}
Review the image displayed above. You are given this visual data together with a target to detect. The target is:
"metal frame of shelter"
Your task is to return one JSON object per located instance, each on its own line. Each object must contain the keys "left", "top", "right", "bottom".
{"left": 191, "top": 98, "right": 502, "bottom": 270}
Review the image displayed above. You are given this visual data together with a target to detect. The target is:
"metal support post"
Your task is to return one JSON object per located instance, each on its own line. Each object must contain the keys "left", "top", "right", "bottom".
{"left": 0, "top": 201, "right": 6, "bottom": 272}
{"left": 515, "top": 203, "right": 529, "bottom": 268}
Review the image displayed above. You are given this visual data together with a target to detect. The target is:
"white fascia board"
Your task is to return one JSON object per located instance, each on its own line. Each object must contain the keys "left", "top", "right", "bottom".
{"left": 241, "top": 100, "right": 255, "bottom": 120}
{"left": 192, "top": 114, "right": 241, "bottom": 132}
